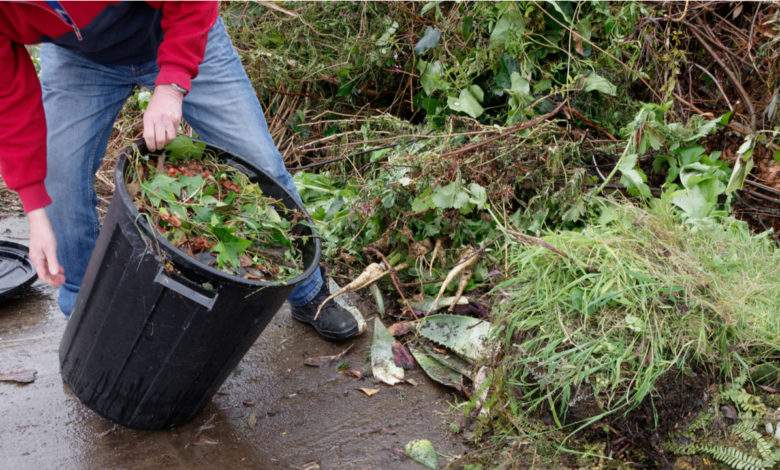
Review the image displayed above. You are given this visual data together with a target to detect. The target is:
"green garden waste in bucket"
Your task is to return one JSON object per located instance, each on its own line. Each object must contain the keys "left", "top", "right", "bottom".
{"left": 58, "top": 141, "right": 320, "bottom": 430}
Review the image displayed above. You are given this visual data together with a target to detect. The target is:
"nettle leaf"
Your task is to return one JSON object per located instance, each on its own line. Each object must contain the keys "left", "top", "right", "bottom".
{"left": 447, "top": 88, "right": 484, "bottom": 118}
{"left": 617, "top": 153, "right": 651, "bottom": 198}
{"left": 467, "top": 182, "right": 487, "bottom": 209}
{"left": 165, "top": 135, "right": 206, "bottom": 162}
{"left": 179, "top": 175, "right": 204, "bottom": 196}
{"left": 414, "top": 26, "right": 441, "bottom": 55}
{"left": 432, "top": 182, "right": 470, "bottom": 209}
{"left": 142, "top": 173, "right": 183, "bottom": 206}
{"left": 417, "top": 60, "right": 448, "bottom": 96}
{"left": 411, "top": 187, "right": 435, "bottom": 213}
{"left": 211, "top": 226, "right": 252, "bottom": 271}
{"left": 583, "top": 72, "right": 617, "bottom": 96}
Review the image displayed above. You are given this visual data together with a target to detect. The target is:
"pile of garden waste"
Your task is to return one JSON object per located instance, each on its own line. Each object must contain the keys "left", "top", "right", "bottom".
{"left": 98, "top": 1, "right": 780, "bottom": 467}
{"left": 126, "top": 137, "right": 305, "bottom": 282}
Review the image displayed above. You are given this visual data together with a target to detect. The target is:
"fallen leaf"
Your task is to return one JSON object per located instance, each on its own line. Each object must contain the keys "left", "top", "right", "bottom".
{"left": 193, "top": 436, "right": 219, "bottom": 446}
{"left": 388, "top": 321, "right": 415, "bottom": 337}
{"left": 406, "top": 378, "right": 419, "bottom": 386}
{"left": 411, "top": 350, "right": 464, "bottom": 391}
{"left": 304, "top": 344, "right": 353, "bottom": 367}
{"left": 0, "top": 369, "right": 37, "bottom": 384}
{"left": 423, "top": 346, "right": 473, "bottom": 377}
{"left": 404, "top": 439, "right": 438, "bottom": 469}
{"left": 343, "top": 369, "right": 364, "bottom": 379}
{"left": 419, "top": 314, "right": 491, "bottom": 363}
{"left": 247, "top": 410, "right": 257, "bottom": 429}
{"left": 371, "top": 318, "right": 404, "bottom": 385}
{"left": 300, "top": 462, "right": 320, "bottom": 470}
{"left": 392, "top": 342, "right": 416, "bottom": 369}
{"left": 359, "top": 387, "right": 379, "bottom": 397}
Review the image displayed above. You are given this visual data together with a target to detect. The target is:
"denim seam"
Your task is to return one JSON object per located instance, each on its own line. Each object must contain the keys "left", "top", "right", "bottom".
{"left": 289, "top": 274, "right": 323, "bottom": 307}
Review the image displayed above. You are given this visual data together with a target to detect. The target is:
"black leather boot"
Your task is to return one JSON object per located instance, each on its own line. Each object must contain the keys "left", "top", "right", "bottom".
{"left": 291, "top": 271, "right": 361, "bottom": 341}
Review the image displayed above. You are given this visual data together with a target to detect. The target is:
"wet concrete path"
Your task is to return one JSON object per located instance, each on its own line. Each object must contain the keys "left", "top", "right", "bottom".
{"left": 0, "top": 216, "right": 466, "bottom": 469}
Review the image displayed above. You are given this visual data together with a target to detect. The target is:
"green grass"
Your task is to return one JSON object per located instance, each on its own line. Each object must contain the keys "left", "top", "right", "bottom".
{"left": 488, "top": 199, "right": 779, "bottom": 432}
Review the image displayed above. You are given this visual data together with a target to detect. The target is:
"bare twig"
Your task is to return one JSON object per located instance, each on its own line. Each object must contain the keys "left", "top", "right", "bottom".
{"left": 440, "top": 100, "right": 566, "bottom": 160}
{"left": 685, "top": 20, "right": 757, "bottom": 130}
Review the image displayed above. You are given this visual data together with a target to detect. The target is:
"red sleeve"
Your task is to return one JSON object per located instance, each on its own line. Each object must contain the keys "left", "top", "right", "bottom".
{"left": 0, "top": 36, "right": 51, "bottom": 213}
{"left": 148, "top": 1, "right": 219, "bottom": 92}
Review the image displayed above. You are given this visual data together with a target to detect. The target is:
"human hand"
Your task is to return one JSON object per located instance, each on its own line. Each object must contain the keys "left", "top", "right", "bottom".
{"left": 143, "top": 84, "right": 184, "bottom": 151}
{"left": 27, "top": 208, "right": 65, "bottom": 287}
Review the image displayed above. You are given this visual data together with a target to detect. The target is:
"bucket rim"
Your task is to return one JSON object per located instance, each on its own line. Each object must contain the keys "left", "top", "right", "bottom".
{"left": 113, "top": 139, "right": 322, "bottom": 289}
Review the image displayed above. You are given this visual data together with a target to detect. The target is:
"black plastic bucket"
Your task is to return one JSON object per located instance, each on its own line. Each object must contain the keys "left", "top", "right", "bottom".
{"left": 59, "top": 141, "right": 320, "bottom": 430}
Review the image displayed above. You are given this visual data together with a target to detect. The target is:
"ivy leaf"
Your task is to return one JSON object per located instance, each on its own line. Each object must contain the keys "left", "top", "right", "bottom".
{"left": 165, "top": 135, "right": 206, "bottom": 162}
{"left": 211, "top": 226, "right": 252, "bottom": 271}
{"left": 490, "top": 11, "right": 524, "bottom": 47}
{"left": 417, "top": 60, "right": 448, "bottom": 96}
{"left": 447, "top": 88, "right": 484, "bottom": 118}
{"left": 583, "top": 72, "right": 617, "bottom": 96}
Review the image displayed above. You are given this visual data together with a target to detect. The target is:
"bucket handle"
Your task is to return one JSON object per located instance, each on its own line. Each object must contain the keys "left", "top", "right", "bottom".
{"left": 154, "top": 268, "right": 218, "bottom": 311}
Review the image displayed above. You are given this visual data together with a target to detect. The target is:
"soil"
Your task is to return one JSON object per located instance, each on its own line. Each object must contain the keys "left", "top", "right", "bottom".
{"left": 564, "top": 371, "right": 711, "bottom": 468}
{"left": 0, "top": 215, "right": 467, "bottom": 469}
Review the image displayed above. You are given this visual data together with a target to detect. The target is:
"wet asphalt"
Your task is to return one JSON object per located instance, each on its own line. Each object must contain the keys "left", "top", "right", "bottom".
{"left": 0, "top": 216, "right": 465, "bottom": 469}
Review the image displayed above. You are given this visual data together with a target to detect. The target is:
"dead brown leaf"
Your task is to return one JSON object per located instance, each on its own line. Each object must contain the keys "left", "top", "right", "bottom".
{"left": 388, "top": 321, "right": 414, "bottom": 337}
{"left": 304, "top": 344, "right": 353, "bottom": 367}
{"left": 343, "top": 368, "right": 364, "bottom": 379}
{"left": 392, "top": 342, "right": 416, "bottom": 370}
{"left": 359, "top": 387, "right": 379, "bottom": 397}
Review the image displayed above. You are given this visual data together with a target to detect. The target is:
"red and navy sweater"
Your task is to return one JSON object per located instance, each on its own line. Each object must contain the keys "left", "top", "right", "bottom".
{"left": 0, "top": 1, "right": 219, "bottom": 213}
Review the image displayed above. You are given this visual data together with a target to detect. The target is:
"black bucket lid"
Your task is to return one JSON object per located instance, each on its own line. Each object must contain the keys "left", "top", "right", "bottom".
{"left": 0, "top": 241, "right": 37, "bottom": 301}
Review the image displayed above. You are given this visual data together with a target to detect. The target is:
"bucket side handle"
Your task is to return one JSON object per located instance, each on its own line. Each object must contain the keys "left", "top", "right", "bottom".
{"left": 154, "top": 268, "right": 218, "bottom": 311}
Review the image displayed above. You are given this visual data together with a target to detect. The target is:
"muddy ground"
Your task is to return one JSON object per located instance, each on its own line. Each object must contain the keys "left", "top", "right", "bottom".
{"left": 0, "top": 216, "right": 466, "bottom": 469}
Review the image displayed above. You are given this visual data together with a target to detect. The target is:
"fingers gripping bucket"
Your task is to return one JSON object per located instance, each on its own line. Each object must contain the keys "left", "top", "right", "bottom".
{"left": 58, "top": 142, "right": 320, "bottom": 430}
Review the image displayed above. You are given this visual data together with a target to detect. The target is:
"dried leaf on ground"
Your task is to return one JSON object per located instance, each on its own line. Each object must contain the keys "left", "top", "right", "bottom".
{"left": 193, "top": 436, "right": 219, "bottom": 446}
{"left": 343, "top": 368, "right": 364, "bottom": 379}
{"left": 392, "top": 342, "right": 416, "bottom": 369}
{"left": 404, "top": 439, "right": 438, "bottom": 469}
{"left": 247, "top": 410, "right": 257, "bottom": 429}
{"left": 359, "top": 387, "right": 379, "bottom": 397}
{"left": 411, "top": 350, "right": 464, "bottom": 391}
{"left": 371, "top": 318, "right": 405, "bottom": 385}
{"left": 0, "top": 369, "right": 37, "bottom": 384}
{"left": 388, "top": 320, "right": 416, "bottom": 337}
{"left": 419, "top": 314, "right": 491, "bottom": 363}
{"left": 304, "top": 344, "right": 353, "bottom": 367}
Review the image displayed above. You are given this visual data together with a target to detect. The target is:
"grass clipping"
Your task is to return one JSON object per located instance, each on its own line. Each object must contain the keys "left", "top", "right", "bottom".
{"left": 126, "top": 138, "right": 305, "bottom": 282}
{"left": 490, "top": 200, "right": 779, "bottom": 429}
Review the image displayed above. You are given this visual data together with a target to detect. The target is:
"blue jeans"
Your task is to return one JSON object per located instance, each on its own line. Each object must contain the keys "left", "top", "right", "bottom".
{"left": 40, "top": 18, "right": 323, "bottom": 315}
